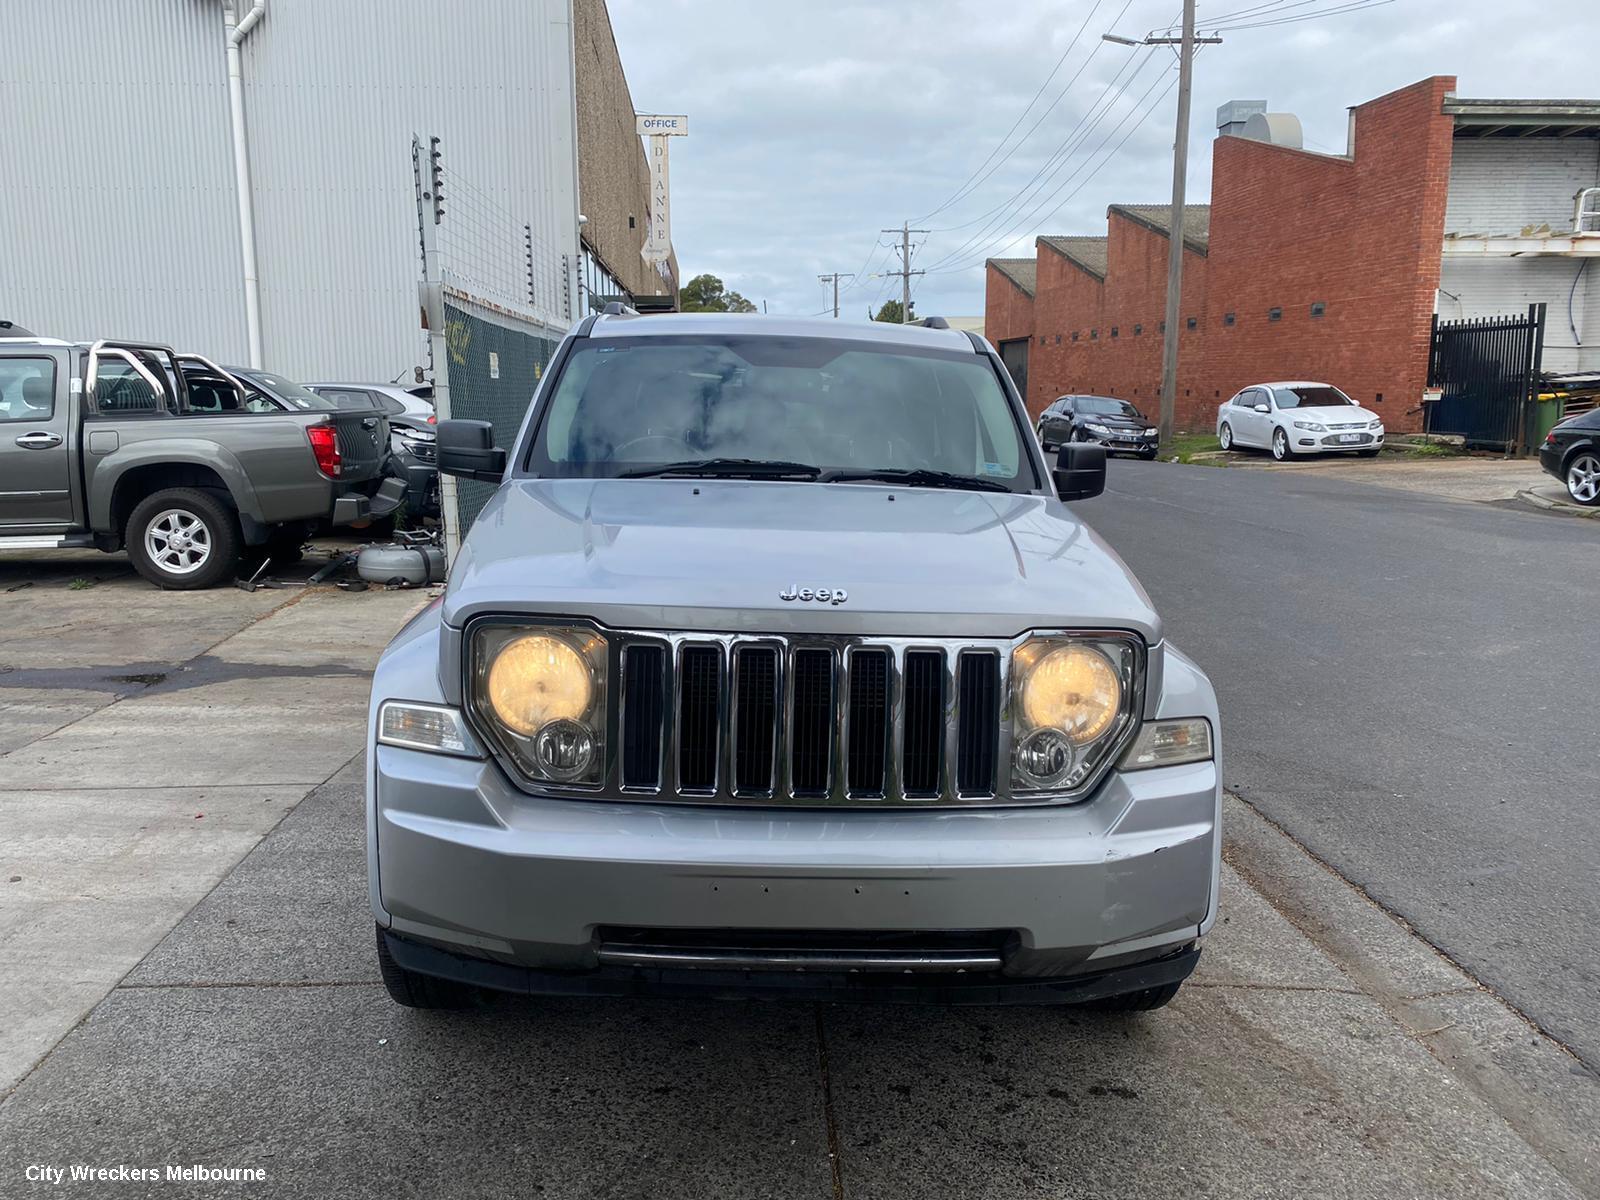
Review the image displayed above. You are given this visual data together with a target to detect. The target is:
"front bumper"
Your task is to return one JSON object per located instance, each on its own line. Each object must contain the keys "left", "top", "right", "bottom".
{"left": 1083, "top": 430, "right": 1157, "bottom": 454}
{"left": 367, "top": 614, "right": 1221, "bottom": 999}
{"left": 381, "top": 927, "right": 1201, "bottom": 1006}
{"left": 1295, "top": 430, "right": 1383, "bottom": 452}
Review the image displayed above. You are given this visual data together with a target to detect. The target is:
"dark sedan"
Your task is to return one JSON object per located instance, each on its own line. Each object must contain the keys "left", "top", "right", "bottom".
{"left": 1539, "top": 407, "right": 1600, "bottom": 506}
{"left": 1036, "top": 395, "right": 1158, "bottom": 458}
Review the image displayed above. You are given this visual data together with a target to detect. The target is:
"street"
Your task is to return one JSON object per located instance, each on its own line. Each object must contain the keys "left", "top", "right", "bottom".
{"left": 1078, "top": 456, "right": 1600, "bottom": 1068}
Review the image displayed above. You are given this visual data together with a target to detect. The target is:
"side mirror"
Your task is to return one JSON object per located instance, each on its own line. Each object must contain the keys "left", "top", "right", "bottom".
{"left": 1253, "top": 403, "right": 1270, "bottom": 413}
{"left": 436, "top": 419, "right": 506, "bottom": 483}
{"left": 1053, "top": 441, "right": 1106, "bottom": 502}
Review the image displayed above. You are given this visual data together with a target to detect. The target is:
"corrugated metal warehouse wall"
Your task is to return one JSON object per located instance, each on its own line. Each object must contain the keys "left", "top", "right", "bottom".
{"left": 0, "top": 0, "right": 580, "bottom": 382}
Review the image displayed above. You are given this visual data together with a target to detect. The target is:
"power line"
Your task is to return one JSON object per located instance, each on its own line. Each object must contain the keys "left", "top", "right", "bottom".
{"left": 817, "top": 272, "right": 855, "bottom": 318}
{"left": 918, "top": 48, "right": 1168, "bottom": 274}
{"left": 911, "top": 0, "right": 1122, "bottom": 224}
{"left": 1205, "top": 0, "right": 1395, "bottom": 30}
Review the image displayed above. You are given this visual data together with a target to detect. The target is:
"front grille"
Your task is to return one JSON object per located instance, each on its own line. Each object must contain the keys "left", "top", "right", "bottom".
{"left": 607, "top": 635, "right": 1031, "bottom": 807}
{"left": 1322, "top": 432, "right": 1373, "bottom": 446}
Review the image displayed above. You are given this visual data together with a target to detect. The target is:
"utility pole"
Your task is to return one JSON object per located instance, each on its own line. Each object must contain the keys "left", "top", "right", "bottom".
{"left": 817, "top": 272, "right": 854, "bottom": 318}
{"left": 1104, "top": 5, "right": 1221, "bottom": 454}
{"left": 880, "top": 222, "right": 928, "bottom": 322}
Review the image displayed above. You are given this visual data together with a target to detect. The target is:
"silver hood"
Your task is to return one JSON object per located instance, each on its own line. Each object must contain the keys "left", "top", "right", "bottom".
{"left": 442, "top": 478, "right": 1160, "bottom": 643}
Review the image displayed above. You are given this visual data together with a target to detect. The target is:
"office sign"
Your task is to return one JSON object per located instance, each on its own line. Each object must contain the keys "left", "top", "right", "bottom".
{"left": 636, "top": 114, "right": 689, "bottom": 136}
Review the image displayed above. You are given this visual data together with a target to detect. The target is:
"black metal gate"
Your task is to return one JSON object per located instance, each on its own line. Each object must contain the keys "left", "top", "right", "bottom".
{"left": 1425, "top": 303, "right": 1545, "bottom": 453}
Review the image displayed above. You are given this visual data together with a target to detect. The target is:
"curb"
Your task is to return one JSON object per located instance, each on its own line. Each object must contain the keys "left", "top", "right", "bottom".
{"left": 1514, "top": 488, "right": 1600, "bottom": 518}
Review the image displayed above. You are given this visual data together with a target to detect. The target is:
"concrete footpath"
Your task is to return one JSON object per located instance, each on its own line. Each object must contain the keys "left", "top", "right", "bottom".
{"left": 2, "top": 556, "right": 1597, "bottom": 1198}
{"left": 0, "top": 549, "right": 425, "bottom": 1092}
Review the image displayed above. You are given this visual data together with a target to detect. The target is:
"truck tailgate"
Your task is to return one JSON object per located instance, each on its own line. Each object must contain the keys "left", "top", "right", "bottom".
{"left": 327, "top": 410, "right": 391, "bottom": 481}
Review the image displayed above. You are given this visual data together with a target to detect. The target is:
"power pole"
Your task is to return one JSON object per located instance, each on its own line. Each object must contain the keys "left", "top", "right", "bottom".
{"left": 880, "top": 222, "right": 928, "bottom": 322}
{"left": 1105, "top": 6, "right": 1220, "bottom": 454}
{"left": 817, "top": 272, "right": 854, "bottom": 318}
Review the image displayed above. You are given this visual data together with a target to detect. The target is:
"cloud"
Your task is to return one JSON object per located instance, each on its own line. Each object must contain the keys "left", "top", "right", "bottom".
{"left": 609, "top": 0, "right": 1595, "bottom": 322}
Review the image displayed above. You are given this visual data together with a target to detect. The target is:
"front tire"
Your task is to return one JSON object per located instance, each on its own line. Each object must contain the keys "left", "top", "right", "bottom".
{"left": 1565, "top": 451, "right": 1600, "bottom": 506}
{"left": 375, "top": 927, "right": 476, "bottom": 1009}
{"left": 1271, "top": 427, "right": 1290, "bottom": 462}
{"left": 125, "top": 488, "right": 241, "bottom": 590}
{"left": 1036, "top": 423, "right": 1054, "bottom": 453}
{"left": 1218, "top": 422, "right": 1233, "bottom": 451}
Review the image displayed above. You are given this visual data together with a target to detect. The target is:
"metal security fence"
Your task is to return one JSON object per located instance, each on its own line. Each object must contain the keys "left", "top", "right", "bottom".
{"left": 413, "top": 134, "right": 574, "bottom": 551}
{"left": 1425, "top": 304, "right": 1546, "bottom": 454}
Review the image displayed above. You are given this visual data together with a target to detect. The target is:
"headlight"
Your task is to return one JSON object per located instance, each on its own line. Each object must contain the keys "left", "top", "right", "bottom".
{"left": 1087, "top": 423, "right": 1110, "bottom": 435}
{"left": 1009, "top": 636, "right": 1140, "bottom": 794}
{"left": 1369, "top": 420, "right": 1383, "bottom": 431}
{"left": 471, "top": 624, "right": 608, "bottom": 784}
{"left": 1292, "top": 420, "right": 1326, "bottom": 432}
{"left": 1143, "top": 427, "right": 1158, "bottom": 436}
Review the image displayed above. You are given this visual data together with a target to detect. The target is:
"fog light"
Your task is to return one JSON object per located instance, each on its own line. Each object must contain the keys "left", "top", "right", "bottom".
{"left": 533, "top": 719, "right": 596, "bottom": 781}
{"left": 1014, "top": 728, "right": 1075, "bottom": 788}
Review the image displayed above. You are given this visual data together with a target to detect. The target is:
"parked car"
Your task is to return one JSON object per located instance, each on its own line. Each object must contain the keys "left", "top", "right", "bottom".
{"left": 0, "top": 337, "right": 404, "bottom": 588}
{"left": 367, "top": 312, "right": 1222, "bottom": 1013}
{"left": 305, "top": 383, "right": 439, "bottom": 518}
{"left": 1217, "top": 381, "right": 1384, "bottom": 461}
{"left": 1539, "top": 406, "right": 1600, "bottom": 506}
{"left": 1037, "top": 395, "right": 1158, "bottom": 458}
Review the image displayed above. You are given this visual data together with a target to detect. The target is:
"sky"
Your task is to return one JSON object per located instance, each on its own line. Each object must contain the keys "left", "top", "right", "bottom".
{"left": 607, "top": 0, "right": 1591, "bottom": 322}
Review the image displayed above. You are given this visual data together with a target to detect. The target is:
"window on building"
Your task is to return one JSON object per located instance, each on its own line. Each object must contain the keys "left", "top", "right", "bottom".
{"left": 1090, "top": 329, "right": 1098, "bottom": 340}
{"left": 1133, "top": 324, "right": 1142, "bottom": 336}
{"left": 581, "top": 243, "right": 631, "bottom": 314}
{"left": 1268, "top": 307, "right": 1282, "bottom": 322}
{"left": 1310, "top": 301, "right": 1326, "bottom": 318}
{"left": 1224, "top": 312, "right": 1236, "bottom": 327}
{"left": 1071, "top": 331, "right": 1079, "bottom": 342}
{"left": 1186, "top": 316, "right": 1197, "bottom": 330}
{"left": 1110, "top": 326, "right": 1119, "bottom": 338}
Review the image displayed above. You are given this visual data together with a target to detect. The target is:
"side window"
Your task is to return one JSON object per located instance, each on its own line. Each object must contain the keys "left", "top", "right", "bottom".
{"left": 379, "top": 395, "right": 407, "bottom": 416}
{"left": 1230, "top": 392, "right": 1249, "bottom": 408}
{"left": 316, "top": 387, "right": 378, "bottom": 410}
{"left": 242, "top": 389, "right": 280, "bottom": 413}
{"left": 0, "top": 357, "right": 57, "bottom": 422}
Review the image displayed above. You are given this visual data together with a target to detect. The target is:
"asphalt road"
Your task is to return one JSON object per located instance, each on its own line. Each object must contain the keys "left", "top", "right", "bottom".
{"left": 1076, "top": 457, "right": 1600, "bottom": 1068}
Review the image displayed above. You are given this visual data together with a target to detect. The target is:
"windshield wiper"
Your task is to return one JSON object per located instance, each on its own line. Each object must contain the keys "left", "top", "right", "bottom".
{"left": 819, "top": 468, "right": 1014, "bottom": 494}
{"left": 619, "top": 458, "right": 822, "bottom": 480}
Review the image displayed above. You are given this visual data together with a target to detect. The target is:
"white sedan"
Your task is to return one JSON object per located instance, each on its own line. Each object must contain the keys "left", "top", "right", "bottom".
{"left": 1216, "top": 381, "right": 1385, "bottom": 461}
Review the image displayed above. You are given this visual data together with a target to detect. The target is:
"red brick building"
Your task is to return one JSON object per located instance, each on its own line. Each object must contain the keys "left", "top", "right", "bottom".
{"left": 985, "top": 76, "right": 1600, "bottom": 434}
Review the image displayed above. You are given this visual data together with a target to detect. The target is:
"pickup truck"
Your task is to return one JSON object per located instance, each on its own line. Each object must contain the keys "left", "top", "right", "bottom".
{"left": 0, "top": 337, "right": 405, "bottom": 588}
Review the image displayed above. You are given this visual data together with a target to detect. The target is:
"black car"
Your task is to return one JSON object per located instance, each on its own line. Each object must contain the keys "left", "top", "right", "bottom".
{"left": 1539, "top": 407, "right": 1600, "bottom": 506}
{"left": 1036, "top": 395, "right": 1158, "bottom": 458}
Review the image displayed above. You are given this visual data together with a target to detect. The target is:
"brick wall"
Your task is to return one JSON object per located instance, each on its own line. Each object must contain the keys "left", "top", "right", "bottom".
{"left": 984, "top": 264, "right": 1035, "bottom": 346}
{"left": 988, "top": 77, "right": 1459, "bottom": 432}
{"left": 1029, "top": 219, "right": 1208, "bottom": 421}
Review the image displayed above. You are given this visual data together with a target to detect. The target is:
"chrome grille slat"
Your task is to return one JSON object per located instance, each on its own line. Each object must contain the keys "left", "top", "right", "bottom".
{"left": 790, "top": 648, "right": 834, "bottom": 796}
{"left": 901, "top": 650, "right": 944, "bottom": 797}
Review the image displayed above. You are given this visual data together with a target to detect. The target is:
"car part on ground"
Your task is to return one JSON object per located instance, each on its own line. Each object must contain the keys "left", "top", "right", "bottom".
{"left": 367, "top": 313, "right": 1221, "bottom": 1013}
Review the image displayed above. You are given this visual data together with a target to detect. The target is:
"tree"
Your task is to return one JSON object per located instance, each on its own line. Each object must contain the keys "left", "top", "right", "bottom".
{"left": 873, "top": 299, "right": 905, "bottom": 323}
{"left": 679, "top": 273, "right": 756, "bottom": 313}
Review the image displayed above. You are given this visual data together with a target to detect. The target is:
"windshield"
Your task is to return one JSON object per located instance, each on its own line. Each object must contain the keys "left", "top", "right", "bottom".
{"left": 1076, "top": 397, "right": 1143, "bottom": 419}
{"left": 1273, "top": 385, "right": 1353, "bottom": 410}
{"left": 233, "top": 369, "right": 339, "bottom": 411}
{"left": 527, "top": 335, "right": 1036, "bottom": 491}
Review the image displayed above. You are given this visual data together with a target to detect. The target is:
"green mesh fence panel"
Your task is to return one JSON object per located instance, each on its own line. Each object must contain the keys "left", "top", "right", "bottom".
{"left": 442, "top": 296, "right": 561, "bottom": 529}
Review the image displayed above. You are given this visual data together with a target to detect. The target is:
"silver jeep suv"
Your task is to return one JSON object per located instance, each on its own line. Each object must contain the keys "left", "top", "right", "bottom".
{"left": 367, "top": 313, "right": 1220, "bottom": 1010}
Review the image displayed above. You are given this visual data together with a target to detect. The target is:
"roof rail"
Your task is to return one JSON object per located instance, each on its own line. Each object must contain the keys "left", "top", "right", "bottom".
{"left": 914, "top": 316, "right": 950, "bottom": 330}
{"left": 601, "top": 301, "right": 640, "bottom": 317}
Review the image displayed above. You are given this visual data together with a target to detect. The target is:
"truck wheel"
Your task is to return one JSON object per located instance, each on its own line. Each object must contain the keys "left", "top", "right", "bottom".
{"left": 1084, "top": 981, "right": 1183, "bottom": 1012}
{"left": 126, "top": 488, "right": 241, "bottom": 590}
{"left": 375, "top": 927, "right": 475, "bottom": 1009}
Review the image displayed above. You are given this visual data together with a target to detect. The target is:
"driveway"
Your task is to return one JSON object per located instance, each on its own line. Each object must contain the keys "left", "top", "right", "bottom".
{"left": 0, "top": 548, "right": 426, "bottom": 1091}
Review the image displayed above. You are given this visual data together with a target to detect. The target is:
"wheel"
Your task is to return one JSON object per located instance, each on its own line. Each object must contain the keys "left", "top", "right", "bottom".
{"left": 1218, "top": 422, "right": 1233, "bottom": 451}
{"left": 1565, "top": 451, "right": 1600, "bottom": 506}
{"left": 1270, "top": 427, "right": 1290, "bottom": 462}
{"left": 375, "top": 927, "right": 476, "bottom": 1009}
{"left": 1084, "top": 981, "right": 1183, "bottom": 1012}
{"left": 1036, "top": 424, "right": 1054, "bottom": 452}
{"left": 125, "top": 488, "right": 241, "bottom": 590}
